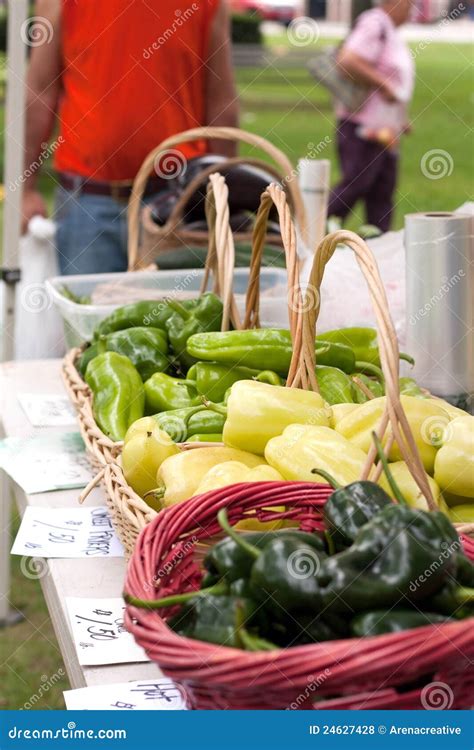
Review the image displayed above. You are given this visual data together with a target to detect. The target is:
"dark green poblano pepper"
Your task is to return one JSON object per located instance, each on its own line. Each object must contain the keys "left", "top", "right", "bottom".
{"left": 350, "top": 610, "right": 453, "bottom": 637}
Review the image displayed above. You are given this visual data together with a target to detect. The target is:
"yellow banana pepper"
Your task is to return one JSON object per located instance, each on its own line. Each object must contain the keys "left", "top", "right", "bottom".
{"left": 330, "top": 402, "right": 359, "bottom": 429}
{"left": 434, "top": 415, "right": 474, "bottom": 499}
{"left": 122, "top": 419, "right": 179, "bottom": 500}
{"left": 154, "top": 447, "right": 266, "bottom": 507}
{"left": 265, "top": 424, "right": 367, "bottom": 487}
{"left": 334, "top": 395, "right": 451, "bottom": 474}
{"left": 429, "top": 398, "right": 469, "bottom": 421}
{"left": 449, "top": 504, "right": 474, "bottom": 524}
{"left": 221, "top": 380, "right": 331, "bottom": 456}
{"left": 195, "top": 461, "right": 285, "bottom": 531}
{"left": 377, "top": 461, "right": 448, "bottom": 514}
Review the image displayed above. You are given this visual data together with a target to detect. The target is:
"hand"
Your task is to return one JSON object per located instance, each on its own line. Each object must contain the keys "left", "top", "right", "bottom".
{"left": 21, "top": 188, "right": 48, "bottom": 234}
{"left": 380, "top": 81, "right": 398, "bottom": 103}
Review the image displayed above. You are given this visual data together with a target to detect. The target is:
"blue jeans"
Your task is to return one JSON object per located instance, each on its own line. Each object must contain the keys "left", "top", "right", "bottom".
{"left": 54, "top": 183, "right": 160, "bottom": 275}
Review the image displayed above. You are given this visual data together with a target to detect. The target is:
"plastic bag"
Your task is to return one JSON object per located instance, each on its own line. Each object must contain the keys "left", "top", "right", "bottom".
{"left": 14, "top": 216, "right": 65, "bottom": 359}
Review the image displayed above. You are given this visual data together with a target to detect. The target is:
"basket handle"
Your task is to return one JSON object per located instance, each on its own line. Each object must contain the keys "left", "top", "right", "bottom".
{"left": 203, "top": 173, "right": 242, "bottom": 332}
{"left": 243, "top": 183, "right": 302, "bottom": 345}
{"left": 288, "top": 229, "right": 437, "bottom": 510}
{"left": 127, "top": 126, "right": 307, "bottom": 271}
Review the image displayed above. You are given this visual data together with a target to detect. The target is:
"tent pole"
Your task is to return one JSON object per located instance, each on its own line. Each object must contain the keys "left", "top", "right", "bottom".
{"left": 0, "top": 0, "right": 29, "bottom": 628}
{"left": 1, "top": 0, "right": 28, "bottom": 362}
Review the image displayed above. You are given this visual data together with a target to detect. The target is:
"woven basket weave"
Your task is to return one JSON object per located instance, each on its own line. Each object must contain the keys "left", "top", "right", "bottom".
{"left": 124, "top": 481, "right": 474, "bottom": 710}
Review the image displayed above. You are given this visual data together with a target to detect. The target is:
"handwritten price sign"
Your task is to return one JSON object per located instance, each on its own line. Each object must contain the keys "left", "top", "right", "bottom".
{"left": 18, "top": 393, "right": 77, "bottom": 427}
{"left": 0, "top": 432, "right": 94, "bottom": 494}
{"left": 64, "top": 679, "right": 188, "bottom": 710}
{"left": 66, "top": 598, "right": 150, "bottom": 666}
{"left": 11, "top": 507, "right": 124, "bottom": 558}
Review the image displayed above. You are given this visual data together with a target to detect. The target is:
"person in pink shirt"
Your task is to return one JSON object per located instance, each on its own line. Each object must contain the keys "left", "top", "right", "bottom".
{"left": 328, "top": 0, "right": 415, "bottom": 232}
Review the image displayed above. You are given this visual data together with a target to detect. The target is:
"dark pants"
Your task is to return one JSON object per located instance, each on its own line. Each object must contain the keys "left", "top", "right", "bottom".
{"left": 328, "top": 120, "right": 398, "bottom": 232}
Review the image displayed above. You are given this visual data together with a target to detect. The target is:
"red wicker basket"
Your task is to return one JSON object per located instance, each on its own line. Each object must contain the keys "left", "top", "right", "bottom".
{"left": 124, "top": 481, "right": 474, "bottom": 710}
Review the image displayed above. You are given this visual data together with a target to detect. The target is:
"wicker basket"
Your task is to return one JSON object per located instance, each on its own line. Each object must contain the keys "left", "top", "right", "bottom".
{"left": 124, "top": 480, "right": 474, "bottom": 710}
{"left": 64, "top": 179, "right": 305, "bottom": 555}
{"left": 127, "top": 125, "right": 308, "bottom": 270}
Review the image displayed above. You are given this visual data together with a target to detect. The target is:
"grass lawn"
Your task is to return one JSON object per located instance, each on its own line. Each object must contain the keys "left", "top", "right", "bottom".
{"left": 0, "top": 38, "right": 472, "bottom": 710}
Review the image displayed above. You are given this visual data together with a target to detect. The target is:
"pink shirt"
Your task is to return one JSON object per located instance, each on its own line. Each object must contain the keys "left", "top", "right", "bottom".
{"left": 336, "top": 8, "right": 415, "bottom": 134}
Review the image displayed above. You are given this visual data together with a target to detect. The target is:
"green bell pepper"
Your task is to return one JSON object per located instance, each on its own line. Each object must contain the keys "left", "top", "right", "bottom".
{"left": 152, "top": 406, "right": 225, "bottom": 442}
{"left": 351, "top": 373, "right": 384, "bottom": 403}
{"left": 316, "top": 365, "right": 354, "bottom": 405}
{"left": 78, "top": 327, "right": 169, "bottom": 381}
{"left": 187, "top": 362, "right": 282, "bottom": 403}
{"left": 350, "top": 610, "right": 453, "bottom": 637}
{"left": 144, "top": 373, "right": 201, "bottom": 414}
{"left": 95, "top": 300, "right": 173, "bottom": 338}
{"left": 399, "top": 377, "right": 427, "bottom": 398}
{"left": 85, "top": 351, "right": 145, "bottom": 441}
{"left": 317, "top": 327, "right": 414, "bottom": 367}
{"left": 186, "top": 329, "right": 359, "bottom": 376}
{"left": 165, "top": 292, "right": 223, "bottom": 370}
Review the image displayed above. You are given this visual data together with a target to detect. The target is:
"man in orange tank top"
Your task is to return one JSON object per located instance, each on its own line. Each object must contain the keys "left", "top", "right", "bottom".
{"left": 22, "top": 0, "right": 238, "bottom": 274}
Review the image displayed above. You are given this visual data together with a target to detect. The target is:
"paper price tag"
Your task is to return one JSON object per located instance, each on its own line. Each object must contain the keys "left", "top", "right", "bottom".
{"left": 64, "top": 679, "right": 188, "bottom": 710}
{"left": 18, "top": 393, "right": 77, "bottom": 427}
{"left": 0, "top": 432, "right": 93, "bottom": 494}
{"left": 11, "top": 506, "right": 124, "bottom": 558}
{"left": 66, "top": 598, "right": 150, "bottom": 666}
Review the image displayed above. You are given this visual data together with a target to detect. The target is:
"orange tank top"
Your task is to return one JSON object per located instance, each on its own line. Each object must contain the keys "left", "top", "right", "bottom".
{"left": 55, "top": 0, "right": 219, "bottom": 181}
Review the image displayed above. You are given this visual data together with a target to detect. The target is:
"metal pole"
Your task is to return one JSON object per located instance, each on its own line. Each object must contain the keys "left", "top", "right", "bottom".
{"left": 0, "top": 0, "right": 29, "bottom": 627}
{"left": 1, "top": 0, "right": 28, "bottom": 362}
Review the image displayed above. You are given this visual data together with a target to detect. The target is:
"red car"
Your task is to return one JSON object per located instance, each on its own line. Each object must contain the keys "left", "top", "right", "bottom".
{"left": 231, "top": 0, "right": 302, "bottom": 25}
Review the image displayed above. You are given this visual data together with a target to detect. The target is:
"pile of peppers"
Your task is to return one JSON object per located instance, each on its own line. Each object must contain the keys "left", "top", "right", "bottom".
{"left": 125, "top": 436, "right": 474, "bottom": 650}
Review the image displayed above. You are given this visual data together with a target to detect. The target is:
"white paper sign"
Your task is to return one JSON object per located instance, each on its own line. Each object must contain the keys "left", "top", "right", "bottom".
{"left": 0, "top": 432, "right": 93, "bottom": 494}
{"left": 18, "top": 393, "right": 77, "bottom": 427}
{"left": 65, "top": 597, "right": 150, "bottom": 666}
{"left": 11, "top": 506, "right": 124, "bottom": 558}
{"left": 64, "top": 679, "right": 188, "bottom": 711}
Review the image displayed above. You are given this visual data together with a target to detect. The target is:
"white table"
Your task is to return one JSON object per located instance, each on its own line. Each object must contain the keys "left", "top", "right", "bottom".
{"left": 0, "top": 359, "right": 162, "bottom": 691}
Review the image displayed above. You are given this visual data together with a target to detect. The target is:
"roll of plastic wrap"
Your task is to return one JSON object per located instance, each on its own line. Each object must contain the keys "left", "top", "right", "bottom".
{"left": 298, "top": 158, "right": 330, "bottom": 253}
{"left": 404, "top": 212, "right": 473, "bottom": 410}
